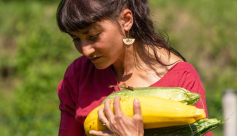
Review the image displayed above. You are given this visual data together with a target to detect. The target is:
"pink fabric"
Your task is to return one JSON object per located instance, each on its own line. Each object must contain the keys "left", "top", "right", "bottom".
{"left": 57, "top": 56, "right": 212, "bottom": 136}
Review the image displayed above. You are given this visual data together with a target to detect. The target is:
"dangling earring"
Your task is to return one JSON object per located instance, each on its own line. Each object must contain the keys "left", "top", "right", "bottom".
{"left": 123, "top": 26, "right": 135, "bottom": 45}
{"left": 123, "top": 37, "right": 135, "bottom": 45}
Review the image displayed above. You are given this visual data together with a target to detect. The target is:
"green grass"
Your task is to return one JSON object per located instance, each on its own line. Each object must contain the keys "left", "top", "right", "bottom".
{"left": 0, "top": 1, "right": 79, "bottom": 136}
{"left": 149, "top": 1, "right": 237, "bottom": 135}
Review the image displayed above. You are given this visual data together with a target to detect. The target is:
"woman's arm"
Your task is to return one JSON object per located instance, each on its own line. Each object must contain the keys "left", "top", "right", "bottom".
{"left": 58, "top": 110, "right": 85, "bottom": 136}
{"left": 57, "top": 80, "right": 85, "bottom": 136}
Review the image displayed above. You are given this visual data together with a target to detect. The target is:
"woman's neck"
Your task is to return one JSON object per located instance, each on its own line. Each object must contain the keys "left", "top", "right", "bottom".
{"left": 111, "top": 43, "right": 183, "bottom": 84}
{"left": 112, "top": 43, "right": 137, "bottom": 81}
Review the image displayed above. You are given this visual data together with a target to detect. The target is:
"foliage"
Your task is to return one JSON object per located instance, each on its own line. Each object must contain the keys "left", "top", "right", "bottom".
{"left": 0, "top": 0, "right": 236, "bottom": 136}
{"left": 0, "top": 1, "right": 79, "bottom": 136}
{"left": 149, "top": 1, "right": 237, "bottom": 135}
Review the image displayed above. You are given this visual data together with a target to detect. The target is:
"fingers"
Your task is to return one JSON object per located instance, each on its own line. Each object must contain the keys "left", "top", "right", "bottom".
{"left": 113, "top": 96, "right": 123, "bottom": 115}
{"left": 104, "top": 97, "right": 142, "bottom": 118}
{"left": 133, "top": 98, "right": 143, "bottom": 119}
{"left": 96, "top": 97, "right": 144, "bottom": 135}
{"left": 98, "top": 107, "right": 109, "bottom": 127}
{"left": 133, "top": 98, "right": 144, "bottom": 132}
{"left": 104, "top": 99, "right": 114, "bottom": 121}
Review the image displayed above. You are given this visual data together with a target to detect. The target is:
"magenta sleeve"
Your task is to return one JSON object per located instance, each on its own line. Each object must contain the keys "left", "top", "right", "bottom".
{"left": 57, "top": 80, "right": 86, "bottom": 136}
{"left": 58, "top": 110, "right": 85, "bottom": 136}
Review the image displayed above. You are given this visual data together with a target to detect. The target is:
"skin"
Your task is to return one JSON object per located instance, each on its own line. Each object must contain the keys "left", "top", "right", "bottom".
{"left": 69, "top": 9, "right": 183, "bottom": 136}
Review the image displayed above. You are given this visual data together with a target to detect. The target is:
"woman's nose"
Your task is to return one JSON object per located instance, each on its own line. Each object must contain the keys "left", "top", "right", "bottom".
{"left": 79, "top": 41, "right": 95, "bottom": 56}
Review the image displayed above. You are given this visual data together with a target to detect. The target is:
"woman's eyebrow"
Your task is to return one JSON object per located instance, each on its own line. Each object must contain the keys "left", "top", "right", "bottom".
{"left": 81, "top": 27, "right": 100, "bottom": 34}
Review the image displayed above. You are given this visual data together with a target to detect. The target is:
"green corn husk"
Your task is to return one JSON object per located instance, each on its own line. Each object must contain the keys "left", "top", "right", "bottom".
{"left": 144, "top": 118, "right": 221, "bottom": 136}
{"left": 102, "top": 87, "right": 200, "bottom": 105}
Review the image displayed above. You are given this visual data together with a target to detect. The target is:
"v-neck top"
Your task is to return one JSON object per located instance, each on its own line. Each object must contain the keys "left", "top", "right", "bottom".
{"left": 57, "top": 56, "right": 212, "bottom": 136}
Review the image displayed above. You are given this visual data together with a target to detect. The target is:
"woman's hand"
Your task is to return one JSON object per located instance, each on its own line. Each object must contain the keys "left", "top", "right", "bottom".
{"left": 89, "top": 96, "right": 144, "bottom": 136}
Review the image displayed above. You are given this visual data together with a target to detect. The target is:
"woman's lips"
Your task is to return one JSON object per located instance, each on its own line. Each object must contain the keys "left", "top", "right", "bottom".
{"left": 90, "top": 56, "right": 101, "bottom": 61}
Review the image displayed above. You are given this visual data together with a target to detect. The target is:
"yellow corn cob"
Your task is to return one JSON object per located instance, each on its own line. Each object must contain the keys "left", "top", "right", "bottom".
{"left": 84, "top": 96, "right": 206, "bottom": 136}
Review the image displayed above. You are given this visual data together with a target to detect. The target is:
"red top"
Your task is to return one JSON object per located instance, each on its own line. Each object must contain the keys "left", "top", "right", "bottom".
{"left": 57, "top": 56, "right": 212, "bottom": 136}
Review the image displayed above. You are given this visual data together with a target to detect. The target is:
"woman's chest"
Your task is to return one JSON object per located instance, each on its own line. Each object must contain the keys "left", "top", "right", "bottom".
{"left": 117, "top": 69, "right": 166, "bottom": 88}
{"left": 74, "top": 78, "right": 117, "bottom": 124}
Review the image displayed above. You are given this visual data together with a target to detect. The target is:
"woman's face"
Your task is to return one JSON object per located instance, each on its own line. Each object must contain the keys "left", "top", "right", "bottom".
{"left": 69, "top": 20, "right": 126, "bottom": 69}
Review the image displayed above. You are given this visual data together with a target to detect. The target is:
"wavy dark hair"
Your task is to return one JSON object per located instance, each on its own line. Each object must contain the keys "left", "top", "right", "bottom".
{"left": 56, "top": 0, "right": 186, "bottom": 65}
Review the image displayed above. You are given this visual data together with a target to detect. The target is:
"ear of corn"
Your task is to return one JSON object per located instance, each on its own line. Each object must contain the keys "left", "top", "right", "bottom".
{"left": 144, "top": 118, "right": 221, "bottom": 136}
{"left": 101, "top": 87, "right": 200, "bottom": 105}
{"left": 84, "top": 96, "right": 206, "bottom": 136}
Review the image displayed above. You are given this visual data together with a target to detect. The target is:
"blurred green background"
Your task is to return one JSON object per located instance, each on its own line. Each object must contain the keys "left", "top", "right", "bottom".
{"left": 0, "top": 0, "right": 236, "bottom": 136}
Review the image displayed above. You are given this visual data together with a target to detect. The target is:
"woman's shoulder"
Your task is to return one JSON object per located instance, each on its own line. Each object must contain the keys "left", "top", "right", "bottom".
{"left": 57, "top": 56, "right": 98, "bottom": 108}
{"left": 151, "top": 62, "right": 206, "bottom": 97}
{"left": 63, "top": 55, "right": 115, "bottom": 85}
{"left": 169, "top": 62, "right": 198, "bottom": 74}
{"left": 151, "top": 62, "right": 202, "bottom": 87}
{"left": 67, "top": 55, "right": 91, "bottom": 70}
{"left": 166, "top": 62, "right": 202, "bottom": 85}
{"left": 64, "top": 55, "right": 93, "bottom": 77}
{"left": 168, "top": 62, "right": 201, "bottom": 81}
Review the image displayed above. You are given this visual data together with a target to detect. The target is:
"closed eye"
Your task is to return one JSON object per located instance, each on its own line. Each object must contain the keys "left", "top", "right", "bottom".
{"left": 89, "top": 33, "right": 100, "bottom": 40}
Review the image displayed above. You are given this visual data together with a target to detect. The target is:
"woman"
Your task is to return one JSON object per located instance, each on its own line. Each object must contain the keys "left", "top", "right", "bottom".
{"left": 56, "top": 0, "right": 212, "bottom": 135}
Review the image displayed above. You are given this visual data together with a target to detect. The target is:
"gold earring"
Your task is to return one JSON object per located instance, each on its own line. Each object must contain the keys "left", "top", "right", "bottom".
{"left": 123, "top": 30, "right": 135, "bottom": 45}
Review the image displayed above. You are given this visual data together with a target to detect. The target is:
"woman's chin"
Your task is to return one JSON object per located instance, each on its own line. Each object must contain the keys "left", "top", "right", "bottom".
{"left": 93, "top": 63, "right": 110, "bottom": 70}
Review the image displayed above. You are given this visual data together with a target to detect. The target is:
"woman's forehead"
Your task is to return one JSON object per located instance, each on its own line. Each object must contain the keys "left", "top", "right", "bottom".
{"left": 69, "top": 19, "right": 119, "bottom": 35}
{"left": 68, "top": 23, "right": 102, "bottom": 36}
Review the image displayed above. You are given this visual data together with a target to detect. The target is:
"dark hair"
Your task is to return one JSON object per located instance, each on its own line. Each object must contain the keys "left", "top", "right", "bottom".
{"left": 56, "top": 0, "right": 186, "bottom": 64}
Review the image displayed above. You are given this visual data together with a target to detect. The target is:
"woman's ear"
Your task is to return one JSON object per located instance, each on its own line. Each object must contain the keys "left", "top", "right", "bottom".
{"left": 120, "top": 9, "right": 133, "bottom": 31}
